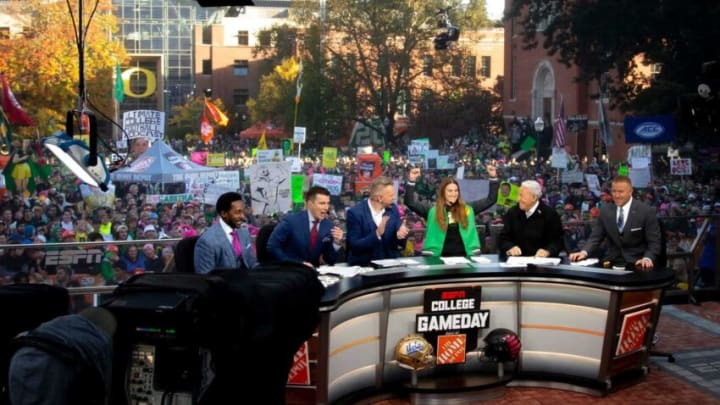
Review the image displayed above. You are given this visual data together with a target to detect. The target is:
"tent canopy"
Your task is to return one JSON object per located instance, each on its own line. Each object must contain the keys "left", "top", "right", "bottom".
{"left": 239, "top": 121, "right": 287, "bottom": 139}
{"left": 111, "top": 140, "right": 214, "bottom": 183}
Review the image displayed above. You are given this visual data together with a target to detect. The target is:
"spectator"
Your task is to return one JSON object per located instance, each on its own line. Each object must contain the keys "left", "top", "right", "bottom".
{"left": 142, "top": 243, "right": 163, "bottom": 272}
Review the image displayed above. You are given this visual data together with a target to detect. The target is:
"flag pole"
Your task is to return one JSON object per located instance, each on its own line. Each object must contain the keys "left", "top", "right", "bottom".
{"left": 294, "top": 60, "right": 303, "bottom": 159}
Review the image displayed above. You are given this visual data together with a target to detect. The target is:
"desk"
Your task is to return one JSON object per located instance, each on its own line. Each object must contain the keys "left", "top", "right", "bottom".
{"left": 289, "top": 256, "right": 674, "bottom": 404}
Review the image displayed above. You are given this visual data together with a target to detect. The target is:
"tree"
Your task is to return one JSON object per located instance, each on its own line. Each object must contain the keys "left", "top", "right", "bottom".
{"left": 167, "top": 97, "right": 230, "bottom": 149}
{"left": 507, "top": 0, "right": 720, "bottom": 123}
{"left": 287, "top": 0, "right": 492, "bottom": 145}
{"left": 454, "top": 0, "right": 493, "bottom": 28}
{"left": 250, "top": 23, "right": 353, "bottom": 147}
{"left": 0, "top": 0, "right": 125, "bottom": 141}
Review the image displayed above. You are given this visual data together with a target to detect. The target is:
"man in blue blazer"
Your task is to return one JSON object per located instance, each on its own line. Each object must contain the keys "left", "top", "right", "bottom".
{"left": 267, "top": 186, "right": 345, "bottom": 267}
{"left": 194, "top": 192, "right": 257, "bottom": 274}
{"left": 346, "top": 176, "right": 409, "bottom": 266}
{"left": 569, "top": 176, "right": 661, "bottom": 271}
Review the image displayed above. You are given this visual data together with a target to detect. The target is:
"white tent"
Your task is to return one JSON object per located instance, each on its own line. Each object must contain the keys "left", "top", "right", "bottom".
{"left": 111, "top": 141, "right": 215, "bottom": 184}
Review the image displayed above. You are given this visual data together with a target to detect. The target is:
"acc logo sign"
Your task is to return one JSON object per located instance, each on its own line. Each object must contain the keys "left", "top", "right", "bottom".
{"left": 121, "top": 67, "right": 157, "bottom": 98}
{"left": 633, "top": 122, "right": 665, "bottom": 139}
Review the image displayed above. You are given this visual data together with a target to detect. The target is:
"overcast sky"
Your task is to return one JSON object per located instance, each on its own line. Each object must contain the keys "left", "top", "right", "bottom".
{"left": 486, "top": 0, "right": 504, "bottom": 20}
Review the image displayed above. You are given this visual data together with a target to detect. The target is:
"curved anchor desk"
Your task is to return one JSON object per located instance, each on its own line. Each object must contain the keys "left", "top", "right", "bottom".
{"left": 288, "top": 256, "right": 675, "bottom": 404}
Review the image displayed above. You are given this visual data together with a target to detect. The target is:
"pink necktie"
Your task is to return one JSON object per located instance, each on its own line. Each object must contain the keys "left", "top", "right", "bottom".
{"left": 231, "top": 231, "right": 242, "bottom": 257}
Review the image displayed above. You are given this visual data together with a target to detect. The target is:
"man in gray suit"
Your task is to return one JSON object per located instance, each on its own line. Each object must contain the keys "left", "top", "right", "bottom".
{"left": 569, "top": 175, "right": 661, "bottom": 271}
{"left": 194, "top": 192, "right": 257, "bottom": 274}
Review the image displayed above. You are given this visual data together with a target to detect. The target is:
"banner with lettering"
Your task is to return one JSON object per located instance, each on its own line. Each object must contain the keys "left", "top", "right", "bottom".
{"left": 122, "top": 110, "right": 165, "bottom": 141}
{"left": 312, "top": 174, "right": 343, "bottom": 196}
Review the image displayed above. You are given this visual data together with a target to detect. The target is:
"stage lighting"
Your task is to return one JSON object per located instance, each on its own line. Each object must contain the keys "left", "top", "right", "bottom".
{"left": 43, "top": 132, "right": 110, "bottom": 191}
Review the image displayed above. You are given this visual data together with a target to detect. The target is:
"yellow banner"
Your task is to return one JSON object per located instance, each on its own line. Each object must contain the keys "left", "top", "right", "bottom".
{"left": 206, "top": 153, "right": 225, "bottom": 167}
{"left": 322, "top": 147, "right": 337, "bottom": 169}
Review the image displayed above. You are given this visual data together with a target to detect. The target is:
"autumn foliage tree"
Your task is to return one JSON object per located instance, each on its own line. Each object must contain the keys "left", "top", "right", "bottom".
{"left": 0, "top": 0, "right": 125, "bottom": 139}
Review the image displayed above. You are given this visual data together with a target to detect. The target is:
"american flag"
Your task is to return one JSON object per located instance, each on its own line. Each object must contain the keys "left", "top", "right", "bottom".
{"left": 554, "top": 97, "right": 566, "bottom": 148}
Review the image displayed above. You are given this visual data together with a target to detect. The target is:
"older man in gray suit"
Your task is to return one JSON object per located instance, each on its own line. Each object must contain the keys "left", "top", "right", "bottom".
{"left": 569, "top": 176, "right": 661, "bottom": 271}
{"left": 194, "top": 192, "right": 257, "bottom": 274}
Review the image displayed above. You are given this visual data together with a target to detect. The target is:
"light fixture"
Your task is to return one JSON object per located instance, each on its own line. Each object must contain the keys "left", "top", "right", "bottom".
{"left": 534, "top": 116, "right": 545, "bottom": 132}
{"left": 44, "top": 131, "right": 110, "bottom": 191}
{"left": 46, "top": 0, "right": 109, "bottom": 192}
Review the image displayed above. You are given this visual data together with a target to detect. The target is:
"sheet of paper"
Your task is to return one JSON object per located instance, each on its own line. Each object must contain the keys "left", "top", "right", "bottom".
{"left": 553, "top": 264, "right": 632, "bottom": 275}
{"left": 440, "top": 256, "right": 471, "bottom": 265}
{"left": 317, "top": 265, "right": 370, "bottom": 278}
{"left": 505, "top": 256, "right": 561, "bottom": 266}
{"left": 471, "top": 256, "right": 492, "bottom": 264}
{"left": 569, "top": 258, "right": 599, "bottom": 267}
{"left": 370, "top": 259, "right": 405, "bottom": 268}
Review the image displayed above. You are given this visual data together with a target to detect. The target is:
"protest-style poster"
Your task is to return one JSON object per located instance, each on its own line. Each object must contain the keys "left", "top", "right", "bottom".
{"left": 585, "top": 174, "right": 601, "bottom": 197}
{"left": 628, "top": 167, "right": 652, "bottom": 188}
{"left": 670, "top": 158, "right": 692, "bottom": 176}
{"left": 312, "top": 174, "right": 343, "bottom": 196}
{"left": 256, "top": 149, "right": 284, "bottom": 163}
{"left": 250, "top": 162, "right": 291, "bottom": 215}
{"left": 285, "top": 156, "right": 303, "bottom": 173}
{"left": 122, "top": 110, "right": 165, "bottom": 141}
{"left": 322, "top": 147, "right": 338, "bottom": 169}
{"left": 496, "top": 182, "right": 519, "bottom": 208}
{"left": 551, "top": 148, "right": 569, "bottom": 169}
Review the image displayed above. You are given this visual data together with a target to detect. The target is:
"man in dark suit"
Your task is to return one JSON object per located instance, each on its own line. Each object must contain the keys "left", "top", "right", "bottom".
{"left": 194, "top": 192, "right": 257, "bottom": 274}
{"left": 498, "top": 180, "right": 564, "bottom": 258}
{"left": 569, "top": 175, "right": 660, "bottom": 271}
{"left": 267, "top": 186, "right": 344, "bottom": 267}
{"left": 346, "top": 176, "right": 409, "bottom": 266}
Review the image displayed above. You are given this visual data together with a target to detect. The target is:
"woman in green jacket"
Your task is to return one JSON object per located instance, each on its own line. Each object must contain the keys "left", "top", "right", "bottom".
{"left": 405, "top": 177, "right": 481, "bottom": 257}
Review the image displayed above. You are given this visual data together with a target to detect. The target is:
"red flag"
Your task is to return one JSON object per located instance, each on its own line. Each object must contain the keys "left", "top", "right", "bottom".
{"left": 554, "top": 96, "right": 566, "bottom": 148}
{"left": 200, "top": 113, "right": 214, "bottom": 144}
{"left": 204, "top": 98, "right": 229, "bottom": 126}
{"left": 1, "top": 73, "right": 34, "bottom": 126}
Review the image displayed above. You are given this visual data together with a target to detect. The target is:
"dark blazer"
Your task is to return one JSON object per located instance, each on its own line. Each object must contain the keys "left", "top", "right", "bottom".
{"left": 267, "top": 210, "right": 341, "bottom": 267}
{"left": 583, "top": 199, "right": 661, "bottom": 265}
{"left": 346, "top": 200, "right": 407, "bottom": 266}
{"left": 498, "top": 202, "right": 565, "bottom": 257}
{"left": 194, "top": 221, "right": 257, "bottom": 274}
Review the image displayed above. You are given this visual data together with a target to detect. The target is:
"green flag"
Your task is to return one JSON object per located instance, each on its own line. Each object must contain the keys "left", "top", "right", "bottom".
{"left": 114, "top": 62, "right": 124, "bottom": 103}
{"left": 618, "top": 164, "right": 628, "bottom": 176}
{"left": 383, "top": 150, "right": 390, "bottom": 164}
{"left": 520, "top": 135, "right": 536, "bottom": 151}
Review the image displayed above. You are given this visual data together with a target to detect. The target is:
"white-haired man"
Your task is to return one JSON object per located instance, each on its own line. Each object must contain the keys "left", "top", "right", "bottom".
{"left": 498, "top": 179, "right": 565, "bottom": 258}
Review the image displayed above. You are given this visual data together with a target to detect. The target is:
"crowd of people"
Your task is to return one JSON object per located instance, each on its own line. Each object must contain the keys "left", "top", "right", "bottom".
{"left": 0, "top": 129, "right": 717, "bottom": 288}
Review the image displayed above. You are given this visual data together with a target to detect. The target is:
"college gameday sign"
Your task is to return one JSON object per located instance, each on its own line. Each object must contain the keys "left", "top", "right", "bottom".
{"left": 415, "top": 286, "right": 490, "bottom": 365}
